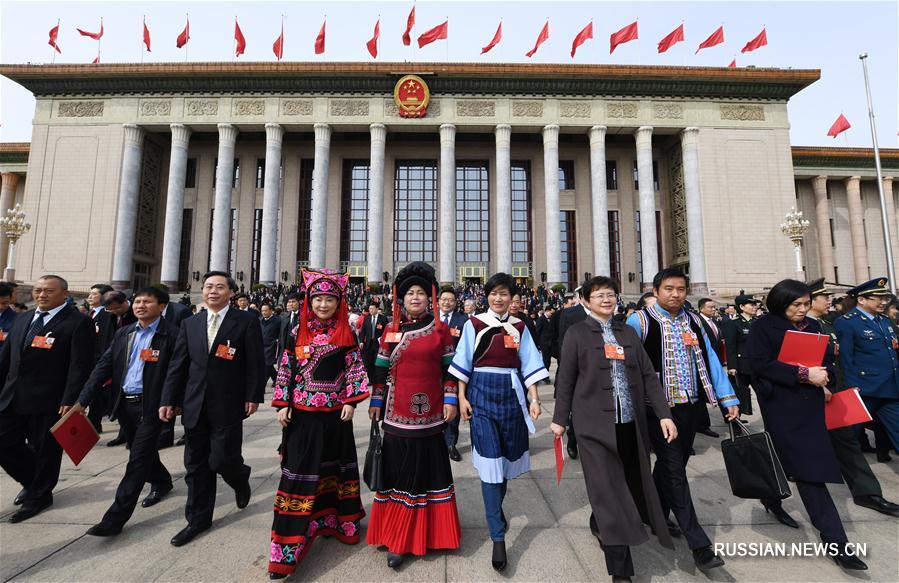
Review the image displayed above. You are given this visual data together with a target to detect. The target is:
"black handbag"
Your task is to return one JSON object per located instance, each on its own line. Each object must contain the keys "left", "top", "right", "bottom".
{"left": 363, "top": 419, "right": 384, "bottom": 491}
{"left": 721, "top": 419, "right": 792, "bottom": 500}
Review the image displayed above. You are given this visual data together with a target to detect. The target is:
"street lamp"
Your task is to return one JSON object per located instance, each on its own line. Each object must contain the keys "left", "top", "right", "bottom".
{"left": 780, "top": 207, "right": 810, "bottom": 276}
{"left": 0, "top": 204, "right": 31, "bottom": 282}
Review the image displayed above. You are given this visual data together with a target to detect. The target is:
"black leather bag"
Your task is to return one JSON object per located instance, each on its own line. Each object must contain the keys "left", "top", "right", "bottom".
{"left": 363, "top": 419, "right": 384, "bottom": 491}
{"left": 721, "top": 419, "right": 792, "bottom": 500}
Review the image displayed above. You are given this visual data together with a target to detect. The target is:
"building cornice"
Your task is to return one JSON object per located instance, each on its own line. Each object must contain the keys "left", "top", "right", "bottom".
{"left": 0, "top": 61, "right": 819, "bottom": 100}
{"left": 792, "top": 146, "right": 899, "bottom": 171}
{"left": 0, "top": 142, "right": 29, "bottom": 165}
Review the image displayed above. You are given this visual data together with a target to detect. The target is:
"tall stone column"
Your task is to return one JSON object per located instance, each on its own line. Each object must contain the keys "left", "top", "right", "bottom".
{"left": 681, "top": 127, "right": 708, "bottom": 294}
{"left": 308, "top": 123, "right": 331, "bottom": 268}
{"left": 881, "top": 176, "right": 899, "bottom": 269}
{"left": 495, "top": 124, "right": 513, "bottom": 274}
{"left": 438, "top": 124, "right": 457, "bottom": 284}
{"left": 111, "top": 124, "right": 146, "bottom": 289}
{"left": 543, "top": 125, "right": 562, "bottom": 286}
{"left": 845, "top": 176, "right": 868, "bottom": 282}
{"left": 634, "top": 126, "right": 658, "bottom": 289}
{"left": 367, "top": 123, "right": 387, "bottom": 285}
{"left": 811, "top": 176, "right": 835, "bottom": 281}
{"left": 0, "top": 172, "right": 19, "bottom": 271}
{"left": 259, "top": 123, "right": 284, "bottom": 286}
{"left": 209, "top": 124, "right": 239, "bottom": 272}
{"left": 159, "top": 124, "right": 192, "bottom": 292}
{"left": 588, "top": 126, "right": 610, "bottom": 277}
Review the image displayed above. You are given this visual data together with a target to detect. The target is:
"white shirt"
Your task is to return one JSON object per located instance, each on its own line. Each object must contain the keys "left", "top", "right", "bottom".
{"left": 207, "top": 305, "right": 230, "bottom": 325}
{"left": 32, "top": 302, "right": 68, "bottom": 326}
{"left": 91, "top": 306, "right": 104, "bottom": 318}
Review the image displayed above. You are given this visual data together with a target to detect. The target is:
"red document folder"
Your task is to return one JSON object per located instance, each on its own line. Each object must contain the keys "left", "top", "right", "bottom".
{"left": 554, "top": 436, "right": 565, "bottom": 485}
{"left": 777, "top": 330, "right": 829, "bottom": 368}
{"left": 50, "top": 408, "right": 100, "bottom": 466}
{"left": 825, "top": 388, "right": 873, "bottom": 430}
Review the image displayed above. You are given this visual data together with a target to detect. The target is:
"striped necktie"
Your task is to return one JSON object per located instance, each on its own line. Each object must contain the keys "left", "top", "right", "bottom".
{"left": 24, "top": 311, "right": 48, "bottom": 349}
{"left": 207, "top": 312, "right": 220, "bottom": 352}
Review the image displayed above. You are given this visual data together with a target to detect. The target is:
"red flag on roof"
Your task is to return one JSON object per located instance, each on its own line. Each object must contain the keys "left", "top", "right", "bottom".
{"left": 741, "top": 28, "right": 768, "bottom": 53}
{"left": 728, "top": 59, "right": 737, "bottom": 68}
{"left": 657, "top": 23, "right": 684, "bottom": 53}
{"left": 234, "top": 20, "right": 246, "bottom": 57}
{"left": 402, "top": 5, "right": 415, "bottom": 46}
{"left": 143, "top": 18, "right": 151, "bottom": 52}
{"left": 366, "top": 19, "right": 380, "bottom": 58}
{"left": 417, "top": 20, "right": 447, "bottom": 49}
{"left": 827, "top": 114, "right": 851, "bottom": 138}
{"left": 610, "top": 21, "right": 638, "bottom": 54}
{"left": 176, "top": 17, "right": 190, "bottom": 48}
{"left": 481, "top": 21, "right": 502, "bottom": 54}
{"left": 92, "top": 55, "right": 99, "bottom": 64}
{"left": 273, "top": 22, "right": 284, "bottom": 60}
{"left": 526, "top": 21, "right": 549, "bottom": 58}
{"left": 571, "top": 21, "right": 593, "bottom": 58}
{"left": 77, "top": 18, "right": 104, "bottom": 40}
{"left": 315, "top": 20, "right": 326, "bottom": 54}
{"left": 48, "top": 23, "right": 61, "bottom": 53}
{"left": 696, "top": 25, "right": 724, "bottom": 54}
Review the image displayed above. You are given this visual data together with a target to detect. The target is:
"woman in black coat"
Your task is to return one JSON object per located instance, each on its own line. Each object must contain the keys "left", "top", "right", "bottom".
{"left": 746, "top": 279, "right": 866, "bottom": 571}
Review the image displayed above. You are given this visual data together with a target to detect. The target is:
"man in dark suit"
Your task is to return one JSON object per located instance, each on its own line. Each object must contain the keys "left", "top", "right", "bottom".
{"left": 259, "top": 303, "right": 282, "bottom": 384}
{"left": 157, "top": 298, "right": 193, "bottom": 449}
{"left": 694, "top": 298, "right": 723, "bottom": 438}
{"left": 159, "top": 271, "right": 266, "bottom": 547}
{"left": 103, "top": 290, "right": 139, "bottom": 447}
{"left": 435, "top": 287, "right": 469, "bottom": 461}
{"left": 76, "top": 287, "right": 178, "bottom": 535}
{"left": 557, "top": 288, "right": 588, "bottom": 459}
{"left": 0, "top": 282, "right": 18, "bottom": 347}
{"left": 0, "top": 275, "right": 96, "bottom": 522}
{"left": 85, "top": 283, "right": 115, "bottom": 434}
{"left": 535, "top": 306, "right": 555, "bottom": 380}
{"left": 357, "top": 300, "right": 388, "bottom": 381}
{"left": 278, "top": 293, "right": 300, "bottom": 358}
{"left": 723, "top": 294, "right": 759, "bottom": 415}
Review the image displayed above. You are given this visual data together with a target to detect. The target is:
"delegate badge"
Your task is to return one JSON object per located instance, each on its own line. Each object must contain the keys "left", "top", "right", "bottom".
{"left": 215, "top": 342, "right": 236, "bottom": 361}
{"left": 604, "top": 344, "right": 625, "bottom": 360}
{"left": 140, "top": 349, "right": 160, "bottom": 362}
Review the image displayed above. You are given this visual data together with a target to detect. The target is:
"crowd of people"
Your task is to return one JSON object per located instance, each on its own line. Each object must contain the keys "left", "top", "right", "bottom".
{"left": 1, "top": 265, "right": 898, "bottom": 581}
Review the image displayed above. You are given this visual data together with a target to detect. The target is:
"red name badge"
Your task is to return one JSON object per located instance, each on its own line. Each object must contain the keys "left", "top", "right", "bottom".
{"left": 0, "top": 330, "right": 6, "bottom": 342}
{"left": 450, "top": 328, "right": 460, "bottom": 337}
{"left": 32, "top": 335, "right": 55, "bottom": 349}
{"left": 215, "top": 344, "right": 236, "bottom": 360}
{"left": 682, "top": 332, "right": 698, "bottom": 346}
{"left": 504, "top": 335, "right": 520, "bottom": 349}
{"left": 386, "top": 332, "right": 403, "bottom": 343}
{"left": 140, "top": 349, "right": 160, "bottom": 362}
{"left": 295, "top": 345, "right": 313, "bottom": 359}
{"left": 893, "top": 338, "right": 898, "bottom": 350}
{"left": 376, "top": 324, "right": 383, "bottom": 330}
{"left": 604, "top": 344, "right": 625, "bottom": 360}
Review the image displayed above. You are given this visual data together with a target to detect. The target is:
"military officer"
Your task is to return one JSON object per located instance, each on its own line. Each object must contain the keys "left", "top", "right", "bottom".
{"left": 723, "top": 294, "right": 760, "bottom": 415}
{"left": 834, "top": 277, "right": 899, "bottom": 459}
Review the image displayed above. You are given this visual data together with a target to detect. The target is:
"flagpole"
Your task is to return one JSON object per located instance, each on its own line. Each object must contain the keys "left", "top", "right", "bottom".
{"left": 445, "top": 17, "right": 449, "bottom": 62}
{"left": 141, "top": 16, "right": 145, "bottom": 64}
{"left": 97, "top": 18, "right": 103, "bottom": 64}
{"left": 184, "top": 14, "right": 189, "bottom": 63}
{"left": 233, "top": 16, "right": 237, "bottom": 61}
{"left": 281, "top": 14, "right": 285, "bottom": 62}
{"left": 860, "top": 52, "right": 897, "bottom": 293}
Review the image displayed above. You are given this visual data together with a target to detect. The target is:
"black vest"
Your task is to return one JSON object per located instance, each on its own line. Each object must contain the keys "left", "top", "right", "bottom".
{"left": 639, "top": 308, "right": 715, "bottom": 404}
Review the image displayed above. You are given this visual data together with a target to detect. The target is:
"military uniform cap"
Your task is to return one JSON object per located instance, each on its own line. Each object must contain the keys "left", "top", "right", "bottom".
{"left": 847, "top": 277, "right": 890, "bottom": 297}
{"left": 735, "top": 294, "right": 760, "bottom": 307}
{"left": 807, "top": 278, "right": 831, "bottom": 297}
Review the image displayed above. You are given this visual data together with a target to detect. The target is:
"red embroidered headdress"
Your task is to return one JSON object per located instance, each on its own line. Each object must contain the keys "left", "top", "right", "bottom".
{"left": 297, "top": 268, "right": 355, "bottom": 347}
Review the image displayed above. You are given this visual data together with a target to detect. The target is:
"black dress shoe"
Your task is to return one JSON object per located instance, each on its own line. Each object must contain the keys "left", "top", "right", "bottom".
{"left": 491, "top": 541, "right": 507, "bottom": 572}
{"left": 833, "top": 548, "right": 868, "bottom": 570}
{"left": 762, "top": 500, "right": 799, "bottom": 528}
{"left": 567, "top": 442, "right": 578, "bottom": 460}
{"left": 86, "top": 522, "right": 123, "bottom": 537}
{"left": 612, "top": 577, "right": 632, "bottom": 583}
{"left": 9, "top": 499, "right": 52, "bottom": 523}
{"left": 386, "top": 552, "right": 405, "bottom": 569}
{"left": 106, "top": 436, "right": 126, "bottom": 447}
{"left": 854, "top": 494, "right": 899, "bottom": 517}
{"left": 175, "top": 436, "right": 186, "bottom": 446}
{"left": 697, "top": 428, "right": 720, "bottom": 438}
{"left": 692, "top": 545, "right": 725, "bottom": 571}
{"left": 448, "top": 446, "right": 462, "bottom": 462}
{"left": 13, "top": 488, "right": 27, "bottom": 506}
{"left": 268, "top": 572, "right": 288, "bottom": 580}
{"left": 666, "top": 518, "right": 682, "bottom": 538}
{"left": 170, "top": 523, "right": 210, "bottom": 547}
{"left": 877, "top": 451, "right": 892, "bottom": 463}
{"left": 235, "top": 481, "right": 251, "bottom": 509}
{"left": 141, "top": 483, "right": 173, "bottom": 508}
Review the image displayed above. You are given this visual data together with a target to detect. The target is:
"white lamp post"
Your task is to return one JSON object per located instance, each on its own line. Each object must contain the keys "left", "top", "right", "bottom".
{"left": 0, "top": 204, "right": 31, "bottom": 282}
{"left": 781, "top": 207, "right": 810, "bottom": 277}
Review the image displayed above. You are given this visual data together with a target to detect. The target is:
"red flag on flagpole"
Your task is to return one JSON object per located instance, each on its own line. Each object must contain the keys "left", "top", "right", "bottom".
{"left": 367, "top": 19, "right": 380, "bottom": 58}
{"left": 827, "top": 114, "right": 851, "bottom": 138}
{"left": 741, "top": 28, "right": 768, "bottom": 53}
{"left": 402, "top": 5, "right": 415, "bottom": 46}
{"left": 92, "top": 55, "right": 100, "bottom": 64}
{"left": 314, "top": 20, "right": 326, "bottom": 54}
{"left": 143, "top": 18, "right": 152, "bottom": 52}
{"left": 273, "top": 22, "right": 284, "bottom": 61}
{"left": 525, "top": 21, "right": 549, "bottom": 58}
{"left": 610, "top": 21, "right": 638, "bottom": 54}
{"left": 571, "top": 21, "right": 593, "bottom": 58}
{"left": 77, "top": 19, "right": 104, "bottom": 40}
{"left": 417, "top": 20, "right": 447, "bottom": 49}
{"left": 48, "top": 23, "right": 62, "bottom": 53}
{"left": 657, "top": 23, "right": 684, "bottom": 53}
{"left": 481, "top": 21, "right": 502, "bottom": 54}
{"left": 696, "top": 25, "right": 724, "bottom": 54}
{"left": 234, "top": 20, "right": 246, "bottom": 57}
{"left": 728, "top": 59, "right": 737, "bottom": 68}
{"left": 176, "top": 17, "right": 190, "bottom": 48}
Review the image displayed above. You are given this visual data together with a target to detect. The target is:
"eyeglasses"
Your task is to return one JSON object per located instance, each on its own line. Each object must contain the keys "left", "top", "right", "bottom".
{"left": 588, "top": 293, "right": 618, "bottom": 301}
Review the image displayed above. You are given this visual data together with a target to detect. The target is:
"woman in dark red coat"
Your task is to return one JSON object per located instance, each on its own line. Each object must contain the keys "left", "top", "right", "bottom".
{"left": 746, "top": 279, "right": 866, "bottom": 571}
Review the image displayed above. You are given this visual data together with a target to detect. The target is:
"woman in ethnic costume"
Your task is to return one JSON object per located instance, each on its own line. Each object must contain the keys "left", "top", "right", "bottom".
{"left": 366, "top": 261, "right": 462, "bottom": 568}
{"left": 449, "top": 272, "right": 549, "bottom": 572}
{"left": 268, "top": 268, "right": 370, "bottom": 579}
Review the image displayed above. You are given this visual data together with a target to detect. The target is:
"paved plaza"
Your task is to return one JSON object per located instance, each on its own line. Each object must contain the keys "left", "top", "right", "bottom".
{"left": 2, "top": 377, "right": 898, "bottom": 582}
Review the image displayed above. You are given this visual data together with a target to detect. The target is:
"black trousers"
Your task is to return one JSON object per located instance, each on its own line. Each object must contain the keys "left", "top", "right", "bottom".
{"left": 101, "top": 397, "right": 172, "bottom": 527}
{"left": 693, "top": 387, "right": 712, "bottom": 431}
{"left": 646, "top": 403, "right": 711, "bottom": 550}
{"left": 0, "top": 408, "right": 63, "bottom": 508}
{"left": 183, "top": 405, "right": 250, "bottom": 527}
{"left": 87, "top": 384, "right": 108, "bottom": 432}
{"left": 157, "top": 417, "right": 175, "bottom": 448}
{"left": 734, "top": 372, "right": 754, "bottom": 415}
{"left": 796, "top": 481, "right": 849, "bottom": 544}
{"left": 444, "top": 415, "right": 460, "bottom": 447}
{"left": 540, "top": 345, "right": 552, "bottom": 376}
{"left": 829, "top": 425, "right": 881, "bottom": 498}
{"left": 266, "top": 364, "right": 278, "bottom": 385}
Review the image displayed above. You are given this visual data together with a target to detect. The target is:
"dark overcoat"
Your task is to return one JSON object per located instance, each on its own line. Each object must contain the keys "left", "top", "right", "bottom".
{"left": 553, "top": 316, "right": 674, "bottom": 549}
{"left": 746, "top": 314, "right": 842, "bottom": 483}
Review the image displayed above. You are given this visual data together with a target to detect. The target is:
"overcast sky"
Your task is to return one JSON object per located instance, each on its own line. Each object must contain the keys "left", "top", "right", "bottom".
{"left": 1, "top": 0, "right": 896, "bottom": 147}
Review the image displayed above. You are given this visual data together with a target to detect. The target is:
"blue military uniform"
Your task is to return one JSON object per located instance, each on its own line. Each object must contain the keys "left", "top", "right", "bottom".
{"left": 834, "top": 277, "right": 899, "bottom": 452}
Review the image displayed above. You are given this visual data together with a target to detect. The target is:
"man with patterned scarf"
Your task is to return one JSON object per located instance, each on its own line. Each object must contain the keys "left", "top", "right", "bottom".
{"left": 626, "top": 267, "right": 739, "bottom": 573}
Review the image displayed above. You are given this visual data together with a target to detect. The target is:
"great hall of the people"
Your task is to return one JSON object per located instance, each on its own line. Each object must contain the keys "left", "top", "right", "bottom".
{"left": 0, "top": 62, "right": 897, "bottom": 297}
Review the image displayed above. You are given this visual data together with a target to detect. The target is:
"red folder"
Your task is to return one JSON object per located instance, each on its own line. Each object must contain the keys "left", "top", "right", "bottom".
{"left": 554, "top": 435, "right": 565, "bottom": 485}
{"left": 777, "top": 330, "right": 829, "bottom": 368}
{"left": 51, "top": 407, "right": 100, "bottom": 466}
{"left": 825, "top": 388, "right": 873, "bottom": 430}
